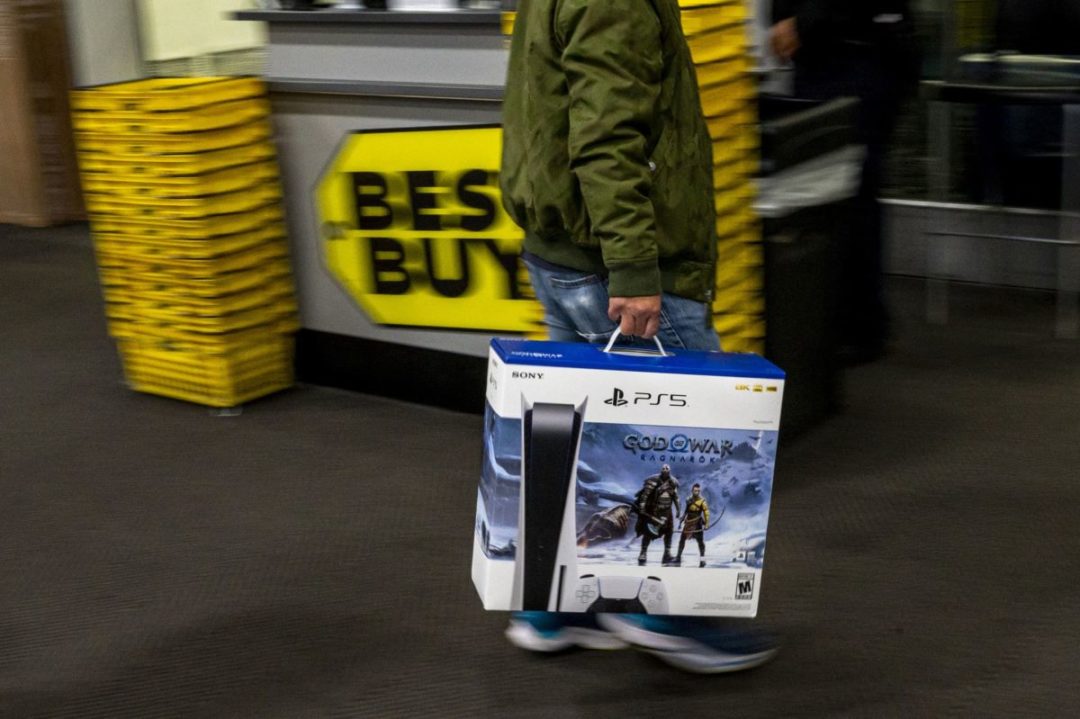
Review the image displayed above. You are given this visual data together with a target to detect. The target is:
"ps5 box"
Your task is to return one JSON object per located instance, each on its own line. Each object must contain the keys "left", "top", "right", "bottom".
{"left": 472, "top": 338, "right": 785, "bottom": 618}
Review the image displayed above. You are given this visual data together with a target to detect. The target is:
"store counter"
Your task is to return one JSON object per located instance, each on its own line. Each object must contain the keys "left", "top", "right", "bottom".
{"left": 234, "top": 9, "right": 509, "bottom": 409}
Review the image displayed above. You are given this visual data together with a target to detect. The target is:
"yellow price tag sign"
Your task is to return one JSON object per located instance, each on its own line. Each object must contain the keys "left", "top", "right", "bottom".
{"left": 315, "top": 126, "right": 543, "bottom": 333}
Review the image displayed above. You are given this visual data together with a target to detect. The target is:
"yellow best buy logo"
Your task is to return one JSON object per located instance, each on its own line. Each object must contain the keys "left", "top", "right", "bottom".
{"left": 315, "top": 126, "right": 543, "bottom": 333}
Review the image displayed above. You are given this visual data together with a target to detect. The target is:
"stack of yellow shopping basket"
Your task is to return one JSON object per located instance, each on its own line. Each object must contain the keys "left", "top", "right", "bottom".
{"left": 70, "top": 77, "right": 298, "bottom": 408}
{"left": 679, "top": 0, "right": 765, "bottom": 355}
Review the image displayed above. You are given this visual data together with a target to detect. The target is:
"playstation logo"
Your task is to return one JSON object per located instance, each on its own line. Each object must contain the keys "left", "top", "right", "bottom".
{"left": 604, "top": 388, "right": 629, "bottom": 407}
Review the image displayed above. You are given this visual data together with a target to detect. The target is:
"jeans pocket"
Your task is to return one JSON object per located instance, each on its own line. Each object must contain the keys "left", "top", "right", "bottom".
{"left": 550, "top": 277, "right": 617, "bottom": 342}
{"left": 657, "top": 309, "right": 688, "bottom": 350}
{"left": 657, "top": 294, "right": 720, "bottom": 352}
{"left": 547, "top": 273, "right": 604, "bottom": 290}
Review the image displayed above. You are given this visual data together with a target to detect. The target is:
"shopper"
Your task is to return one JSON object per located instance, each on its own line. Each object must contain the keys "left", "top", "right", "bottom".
{"left": 770, "top": 0, "right": 919, "bottom": 363}
{"left": 499, "top": 0, "right": 777, "bottom": 673}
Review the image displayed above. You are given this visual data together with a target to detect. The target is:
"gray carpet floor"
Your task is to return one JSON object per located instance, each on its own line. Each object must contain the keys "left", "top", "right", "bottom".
{"left": 2, "top": 223, "right": 1079, "bottom": 718}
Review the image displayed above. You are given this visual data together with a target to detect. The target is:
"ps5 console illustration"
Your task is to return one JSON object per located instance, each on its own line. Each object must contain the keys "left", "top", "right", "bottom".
{"left": 511, "top": 398, "right": 586, "bottom": 611}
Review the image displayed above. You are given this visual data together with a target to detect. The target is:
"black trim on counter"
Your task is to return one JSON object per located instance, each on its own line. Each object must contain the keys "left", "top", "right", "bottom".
{"left": 296, "top": 329, "right": 487, "bottom": 414}
{"left": 266, "top": 78, "right": 504, "bottom": 102}
{"left": 233, "top": 9, "right": 501, "bottom": 25}
{"left": 922, "top": 80, "right": 1080, "bottom": 105}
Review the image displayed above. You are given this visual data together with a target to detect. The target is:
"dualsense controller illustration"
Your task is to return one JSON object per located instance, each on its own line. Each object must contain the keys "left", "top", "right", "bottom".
{"left": 511, "top": 399, "right": 586, "bottom": 612}
{"left": 571, "top": 575, "right": 670, "bottom": 614}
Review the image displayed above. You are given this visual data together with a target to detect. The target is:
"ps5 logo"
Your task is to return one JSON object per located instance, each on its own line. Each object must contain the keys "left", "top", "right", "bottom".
{"left": 604, "top": 388, "right": 629, "bottom": 407}
{"left": 605, "top": 387, "right": 687, "bottom": 408}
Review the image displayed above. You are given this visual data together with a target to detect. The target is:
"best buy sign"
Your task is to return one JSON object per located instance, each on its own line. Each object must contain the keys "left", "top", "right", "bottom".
{"left": 315, "top": 126, "right": 543, "bottom": 332}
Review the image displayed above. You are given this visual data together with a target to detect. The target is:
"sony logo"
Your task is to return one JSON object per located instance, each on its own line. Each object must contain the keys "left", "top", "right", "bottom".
{"left": 511, "top": 371, "right": 544, "bottom": 380}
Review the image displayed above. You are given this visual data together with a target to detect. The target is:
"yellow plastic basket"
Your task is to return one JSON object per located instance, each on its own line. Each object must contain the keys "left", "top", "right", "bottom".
{"left": 678, "top": 0, "right": 744, "bottom": 8}
{"left": 96, "top": 227, "right": 287, "bottom": 267}
{"left": 715, "top": 264, "right": 765, "bottom": 293}
{"left": 96, "top": 239, "right": 289, "bottom": 277}
{"left": 687, "top": 28, "right": 748, "bottom": 65}
{"left": 103, "top": 276, "right": 295, "bottom": 315}
{"left": 92, "top": 204, "right": 284, "bottom": 240}
{"left": 92, "top": 223, "right": 286, "bottom": 262}
{"left": 714, "top": 182, "right": 755, "bottom": 213}
{"left": 75, "top": 120, "right": 273, "bottom": 157}
{"left": 98, "top": 260, "right": 294, "bottom": 304}
{"left": 711, "top": 296, "right": 765, "bottom": 321}
{"left": 707, "top": 105, "right": 756, "bottom": 141}
{"left": 716, "top": 240, "right": 764, "bottom": 267}
{"left": 86, "top": 181, "right": 282, "bottom": 221}
{"left": 715, "top": 207, "right": 755, "bottom": 238}
{"left": 694, "top": 55, "right": 751, "bottom": 88}
{"left": 699, "top": 78, "right": 756, "bottom": 118}
{"left": 76, "top": 140, "right": 275, "bottom": 178}
{"left": 109, "top": 313, "right": 300, "bottom": 344}
{"left": 72, "top": 99, "right": 270, "bottom": 135}
{"left": 711, "top": 311, "right": 756, "bottom": 335}
{"left": 71, "top": 77, "right": 266, "bottom": 113}
{"left": 680, "top": 4, "right": 749, "bottom": 36}
{"left": 81, "top": 161, "right": 279, "bottom": 199}
{"left": 107, "top": 298, "right": 297, "bottom": 335}
{"left": 117, "top": 331, "right": 294, "bottom": 408}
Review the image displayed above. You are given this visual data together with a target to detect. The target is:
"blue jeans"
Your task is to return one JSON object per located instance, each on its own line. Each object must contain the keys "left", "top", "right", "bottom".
{"left": 524, "top": 257, "right": 720, "bottom": 352}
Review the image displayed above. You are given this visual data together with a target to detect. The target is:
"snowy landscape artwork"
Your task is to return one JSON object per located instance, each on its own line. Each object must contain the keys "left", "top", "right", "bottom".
{"left": 476, "top": 405, "right": 777, "bottom": 571}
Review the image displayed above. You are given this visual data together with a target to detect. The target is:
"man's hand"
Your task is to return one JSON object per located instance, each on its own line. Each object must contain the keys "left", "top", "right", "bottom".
{"left": 769, "top": 17, "right": 800, "bottom": 62}
{"left": 608, "top": 295, "right": 662, "bottom": 339}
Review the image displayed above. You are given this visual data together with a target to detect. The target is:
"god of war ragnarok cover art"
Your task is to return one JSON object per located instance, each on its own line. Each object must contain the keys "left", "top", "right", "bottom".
{"left": 476, "top": 410, "right": 777, "bottom": 570}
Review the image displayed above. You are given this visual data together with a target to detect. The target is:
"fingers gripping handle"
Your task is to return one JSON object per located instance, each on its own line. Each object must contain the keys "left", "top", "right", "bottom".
{"left": 602, "top": 329, "right": 668, "bottom": 357}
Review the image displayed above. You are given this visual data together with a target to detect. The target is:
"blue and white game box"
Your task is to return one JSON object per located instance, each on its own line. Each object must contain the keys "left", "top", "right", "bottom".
{"left": 472, "top": 338, "right": 786, "bottom": 618}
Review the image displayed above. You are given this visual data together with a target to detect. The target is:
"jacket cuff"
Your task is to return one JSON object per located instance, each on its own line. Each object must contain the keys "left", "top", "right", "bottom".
{"left": 607, "top": 260, "right": 662, "bottom": 298}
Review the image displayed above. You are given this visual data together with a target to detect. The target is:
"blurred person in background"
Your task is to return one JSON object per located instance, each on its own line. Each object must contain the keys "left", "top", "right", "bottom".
{"left": 499, "top": 0, "right": 778, "bottom": 673}
{"left": 770, "top": 0, "right": 919, "bottom": 363}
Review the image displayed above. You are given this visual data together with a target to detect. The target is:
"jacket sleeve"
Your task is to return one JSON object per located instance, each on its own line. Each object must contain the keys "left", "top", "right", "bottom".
{"left": 556, "top": 0, "right": 663, "bottom": 298}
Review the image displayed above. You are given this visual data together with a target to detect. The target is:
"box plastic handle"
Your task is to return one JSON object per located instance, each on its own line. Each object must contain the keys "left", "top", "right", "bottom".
{"left": 602, "top": 329, "right": 668, "bottom": 357}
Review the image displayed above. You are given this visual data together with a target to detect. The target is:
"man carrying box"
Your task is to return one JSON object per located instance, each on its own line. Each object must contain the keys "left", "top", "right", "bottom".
{"left": 500, "top": 0, "right": 777, "bottom": 673}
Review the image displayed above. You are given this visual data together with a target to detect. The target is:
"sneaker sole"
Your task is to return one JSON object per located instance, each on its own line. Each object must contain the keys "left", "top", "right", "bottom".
{"left": 643, "top": 646, "right": 778, "bottom": 674}
{"left": 506, "top": 621, "right": 629, "bottom": 653}
{"left": 597, "top": 615, "right": 777, "bottom": 674}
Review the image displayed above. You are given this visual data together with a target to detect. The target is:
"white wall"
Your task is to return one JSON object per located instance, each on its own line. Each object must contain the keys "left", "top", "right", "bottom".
{"left": 138, "top": 0, "right": 265, "bottom": 62}
{"left": 64, "top": 0, "right": 144, "bottom": 86}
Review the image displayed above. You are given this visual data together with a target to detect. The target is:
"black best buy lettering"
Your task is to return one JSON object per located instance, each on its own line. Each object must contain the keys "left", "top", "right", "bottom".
{"left": 351, "top": 169, "right": 497, "bottom": 232}
{"left": 344, "top": 169, "right": 523, "bottom": 300}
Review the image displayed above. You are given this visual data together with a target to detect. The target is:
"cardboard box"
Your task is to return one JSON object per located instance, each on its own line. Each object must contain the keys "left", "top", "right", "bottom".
{"left": 472, "top": 338, "right": 785, "bottom": 618}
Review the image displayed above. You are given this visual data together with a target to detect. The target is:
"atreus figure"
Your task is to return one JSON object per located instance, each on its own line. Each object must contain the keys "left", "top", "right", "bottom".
{"left": 676, "top": 483, "right": 710, "bottom": 567}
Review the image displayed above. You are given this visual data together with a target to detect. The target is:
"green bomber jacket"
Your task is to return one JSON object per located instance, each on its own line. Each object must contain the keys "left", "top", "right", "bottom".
{"left": 500, "top": 0, "right": 717, "bottom": 301}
